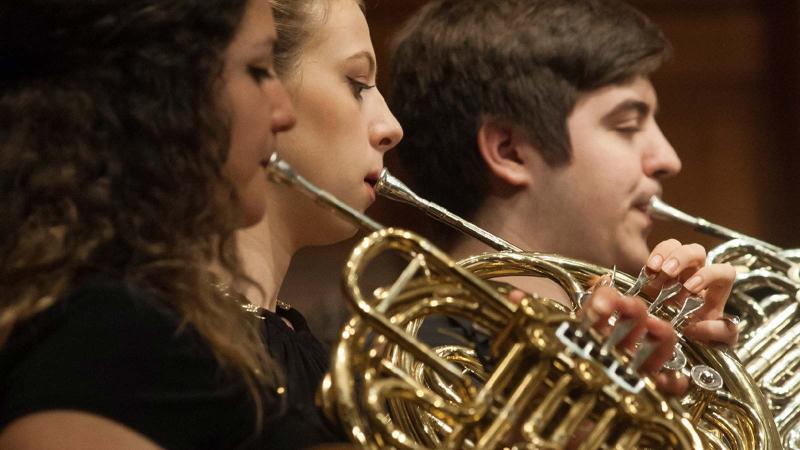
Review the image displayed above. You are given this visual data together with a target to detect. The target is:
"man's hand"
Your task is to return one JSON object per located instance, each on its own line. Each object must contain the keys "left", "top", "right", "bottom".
{"left": 645, "top": 239, "right": 738, "bottom": 346}
{"left": 580, "top": 286, "right": 688, "bottom": 395}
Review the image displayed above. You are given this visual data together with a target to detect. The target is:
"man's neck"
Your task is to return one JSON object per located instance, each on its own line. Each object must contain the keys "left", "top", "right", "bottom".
{"left": 448, "top": 193, "right": 544, "bottom": 258}
{"left": 447, "top": 194, "right": 575, "bottom": 308}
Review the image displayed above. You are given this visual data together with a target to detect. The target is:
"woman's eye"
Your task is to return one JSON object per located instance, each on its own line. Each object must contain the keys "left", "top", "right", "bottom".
{"left": 347, "top": 77, "right": 375, "bottom": 100}
{"left": 248, "top": 66, "right": 275, "bottom": 82}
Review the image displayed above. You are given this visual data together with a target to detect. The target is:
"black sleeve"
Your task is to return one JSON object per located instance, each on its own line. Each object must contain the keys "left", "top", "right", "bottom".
{"left": 0, "top": 281, "right": 264, "bottom": 450}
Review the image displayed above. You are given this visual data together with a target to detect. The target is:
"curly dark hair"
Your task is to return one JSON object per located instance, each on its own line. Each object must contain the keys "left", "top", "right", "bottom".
{"left": 0, "top": 0, "right": 276, "bottom": 423}
{"left": 391, "top": 0, "right": 671, "bottom": 225}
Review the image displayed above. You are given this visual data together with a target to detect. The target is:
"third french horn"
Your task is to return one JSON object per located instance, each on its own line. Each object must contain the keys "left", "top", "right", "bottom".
{"left": 650, "top": 196, "right": 800, "bottom": 448}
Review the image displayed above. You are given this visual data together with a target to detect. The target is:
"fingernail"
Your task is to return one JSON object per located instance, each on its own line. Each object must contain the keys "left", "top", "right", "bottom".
{"left": 684, "top": 275, "right": 703, "bottom": 292}
{"left": 597, "top": 275, "right": 613, "bottom": 288}
{"left": 581, "top": 308, "right": 599, "bottom": 329}
{"left": 662, "top": 258, "right": 679, "bottom": 275}
{"left": 647, "top": 254, "right": 663, "bottom": 270}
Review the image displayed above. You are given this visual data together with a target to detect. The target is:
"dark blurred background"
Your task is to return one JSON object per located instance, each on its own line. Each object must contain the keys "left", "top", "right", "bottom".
{"left": 281, "top": 0, "right": 800, "bottom": 345}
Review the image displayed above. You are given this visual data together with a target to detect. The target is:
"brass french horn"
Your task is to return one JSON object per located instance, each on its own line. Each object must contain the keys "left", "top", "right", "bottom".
{"left": 649, "top": 196, "right": 800, "bottom": 448}
{"left": 265, "top": 155, "right": 777, "bottom": 449}
{"left": 372, "top": 169, "right": 780, "bottom": 449}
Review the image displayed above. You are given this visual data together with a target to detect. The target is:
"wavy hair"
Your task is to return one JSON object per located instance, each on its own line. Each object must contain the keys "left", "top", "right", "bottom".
{"left": 0, "top": 0, "right": 276, "bottom": 423}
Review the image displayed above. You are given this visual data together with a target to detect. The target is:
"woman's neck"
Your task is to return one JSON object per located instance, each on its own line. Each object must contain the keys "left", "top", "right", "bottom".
{"left": 237, "top": 214, "right": 299, "bottom": 312}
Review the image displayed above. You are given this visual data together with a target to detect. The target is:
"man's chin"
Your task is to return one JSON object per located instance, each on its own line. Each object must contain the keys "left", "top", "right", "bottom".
{"left": 617, "top": 243, "right": 651, "bottom": 275}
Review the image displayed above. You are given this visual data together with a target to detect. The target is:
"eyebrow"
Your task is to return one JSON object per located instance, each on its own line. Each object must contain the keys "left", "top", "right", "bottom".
{"left": 603, "top": 99, "right": 656, "bottom": 122}
{"left": 253, "top": 36, "right": 277, "bottom": 51}
{"left": 345, "top": 51, "right": 376, "bottom": 77}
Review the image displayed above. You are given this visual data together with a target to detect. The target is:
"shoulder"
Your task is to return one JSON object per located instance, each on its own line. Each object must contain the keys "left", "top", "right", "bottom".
{"left": 0, "top": 277, "right": 263, "bottom": 449}
{"left": 1, "top": 277, "right": 186, "bottom": 374}
{"left": 0, "top": 411, "right": 164, "bottom": 450}
{"left": 4, "top": 278, "right": 198, "bottom": 379}
{"left": 63, "top": 277, "right": 182, "bottom": 331}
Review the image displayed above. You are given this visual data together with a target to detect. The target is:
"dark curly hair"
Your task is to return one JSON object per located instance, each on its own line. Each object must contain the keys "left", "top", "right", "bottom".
{"left": 0, "top": 0, "right": 276, "bottom": 423}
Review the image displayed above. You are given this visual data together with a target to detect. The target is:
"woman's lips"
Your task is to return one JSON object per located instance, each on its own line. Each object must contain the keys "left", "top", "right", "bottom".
{"left": 364, "top": 170, "right": 381, "bottom": 185}
{"left": 364, "top": 170, "right": 382, "bottom": 203}
{"left": 365, "top": 181, "right": 376, "bottom": 203}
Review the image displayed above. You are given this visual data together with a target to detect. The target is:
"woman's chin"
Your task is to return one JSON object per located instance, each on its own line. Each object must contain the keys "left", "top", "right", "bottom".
{"left": 330, "top": 219, "right": 362, "bottom": 242}
{"left": 305, "top": 218, "right": 362, "bottom": 248}
{"left": 239, "top": 203, "right": 267, "bottom": 229}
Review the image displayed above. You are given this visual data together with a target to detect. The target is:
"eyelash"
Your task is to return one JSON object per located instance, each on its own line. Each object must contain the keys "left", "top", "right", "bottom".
{"left": 616, "top": 126, "right": 641, "bottom": 134}
{"left": 248, "top": 66, "right": 275, "bottom": 82}
{"left": 347, "top": 78, "right": 376, "bottom": 100}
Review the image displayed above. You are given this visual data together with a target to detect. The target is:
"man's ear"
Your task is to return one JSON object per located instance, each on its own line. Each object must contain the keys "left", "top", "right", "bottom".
{"left": 477, "top": 118, "right": 536, "bottom": 187}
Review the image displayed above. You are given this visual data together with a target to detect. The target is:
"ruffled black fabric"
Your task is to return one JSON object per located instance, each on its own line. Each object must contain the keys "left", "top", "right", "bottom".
{"left": 0, "top": 278, "right": 269, "bottom": 450}
{"left": 0, "top": 278, "right": 347, "bottom": 449}
{"left": 257, "top": 306, "right": 348, "bottom": 448}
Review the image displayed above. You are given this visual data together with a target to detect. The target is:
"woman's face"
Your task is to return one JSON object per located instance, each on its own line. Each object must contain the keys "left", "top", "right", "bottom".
{"left": 270, "top": 0, "right": 403, "bottom": 245}
{"left": 221, "top": 0, "right": 296, "bottom": 227}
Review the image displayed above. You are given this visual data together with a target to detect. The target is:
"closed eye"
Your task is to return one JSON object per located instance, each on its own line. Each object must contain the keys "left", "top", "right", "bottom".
{"left": 616, "top": 126, "right": 641, "bottom": 134}
{"left": 248, "top": 66, "right": 275, "bottom": 82}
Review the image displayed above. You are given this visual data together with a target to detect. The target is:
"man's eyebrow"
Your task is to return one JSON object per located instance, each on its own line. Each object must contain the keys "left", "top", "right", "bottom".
{"left": 603, "top": 99, "right": 654, "bottom": 120}
{"left": 345, "top": 51, "right": 376, "bottom": 77}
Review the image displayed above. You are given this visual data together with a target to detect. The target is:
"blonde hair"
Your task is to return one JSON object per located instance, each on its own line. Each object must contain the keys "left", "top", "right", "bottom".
{"left": 272, "top": 0, "right": 366, "bottom": 76}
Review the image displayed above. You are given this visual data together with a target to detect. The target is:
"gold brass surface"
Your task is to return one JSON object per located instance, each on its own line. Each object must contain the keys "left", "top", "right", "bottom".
{"left": 325, "top": 227, "right": 705, "bottom": 449}
{"left": 374, "top": 169, "right": 780, "bottom": 449}
{"left": 268, "top": 156, "right": 778, "bottom": 449}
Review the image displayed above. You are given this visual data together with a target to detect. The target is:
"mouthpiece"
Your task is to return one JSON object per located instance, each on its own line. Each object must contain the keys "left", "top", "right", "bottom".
{"left": 647, "top": 196, "right": 780, "bottom": 252}
{"left": 374, "top": 168, "right": 522, "bottom": 252}
{"left": 266, "top": 153, "right": 383, "bottom": 232}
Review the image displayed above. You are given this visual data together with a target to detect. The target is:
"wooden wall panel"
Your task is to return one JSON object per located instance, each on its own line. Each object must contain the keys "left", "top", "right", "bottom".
{"left": 644, "top": 4, "right": 773, "bottom": 248}
{"left": 762, "top": 0, "right": 800, "bottom": 247}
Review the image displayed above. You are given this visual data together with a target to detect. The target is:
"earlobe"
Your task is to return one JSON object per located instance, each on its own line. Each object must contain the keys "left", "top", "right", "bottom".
{"left": 477, "top": 119, "right": 534, "bottom": 187}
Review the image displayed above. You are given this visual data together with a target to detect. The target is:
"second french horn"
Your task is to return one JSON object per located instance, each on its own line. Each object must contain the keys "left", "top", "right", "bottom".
{"left": 266, "top": 155, "right": 777, "bottom": 449}
{"left": 373, "top": 168, "right": 780, "bottom": 449}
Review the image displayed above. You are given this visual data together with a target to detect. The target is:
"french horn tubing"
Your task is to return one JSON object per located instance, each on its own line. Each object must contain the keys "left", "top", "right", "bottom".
{"left": 265, "top": 154, "right": 773, "bottom": 449}
{"left": 649, "top": 196, "right": 800, "bottom": 448}
{"left": 373, "top": 168, "right": 780, "bottom": 449}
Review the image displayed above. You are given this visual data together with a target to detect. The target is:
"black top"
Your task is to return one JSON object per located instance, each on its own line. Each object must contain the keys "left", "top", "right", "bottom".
{"left": 255, "top": 303, "right": 346, "bottom": 448}
{"left": 0, "top": 278, "right": 346, "bottom": 449}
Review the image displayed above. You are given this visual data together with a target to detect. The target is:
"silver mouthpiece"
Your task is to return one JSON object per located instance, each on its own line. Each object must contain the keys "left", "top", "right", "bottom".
{"left": 647, "top": 196, "right": 780, "bottom": 252}
{"left": 374, "top": 168, "right": 522, "bottom": 252}
{"left": 266, "top": 153, "right": 383, "bottom": 232}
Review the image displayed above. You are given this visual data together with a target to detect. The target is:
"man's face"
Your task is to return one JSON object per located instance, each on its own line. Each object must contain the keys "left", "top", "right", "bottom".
{"left": 529, "top": 76, "right": 681, "bottom": 273}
